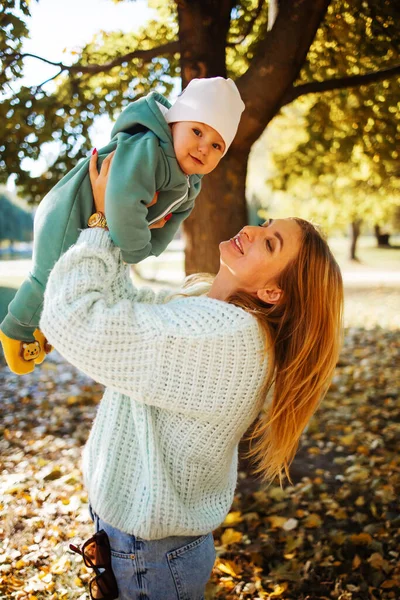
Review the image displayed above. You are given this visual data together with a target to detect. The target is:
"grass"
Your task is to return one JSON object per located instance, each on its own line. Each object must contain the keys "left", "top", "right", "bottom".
{"left": 328, "top": 235, "right": 400, "bottom": 272}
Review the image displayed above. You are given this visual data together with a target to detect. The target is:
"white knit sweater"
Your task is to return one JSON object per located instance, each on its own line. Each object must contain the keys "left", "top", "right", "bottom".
{"left": 40, "top": 229, "right": 268, "bottom": 539}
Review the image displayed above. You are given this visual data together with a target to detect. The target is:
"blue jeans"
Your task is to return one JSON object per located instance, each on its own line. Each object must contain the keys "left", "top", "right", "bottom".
{"left": 89, "top": 505, "right": 216, "bottom": 600}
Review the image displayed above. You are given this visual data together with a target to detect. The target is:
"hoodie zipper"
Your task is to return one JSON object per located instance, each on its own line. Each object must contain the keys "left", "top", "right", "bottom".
{"left": 147, "top": 178, "right": 191, "bottom": 226}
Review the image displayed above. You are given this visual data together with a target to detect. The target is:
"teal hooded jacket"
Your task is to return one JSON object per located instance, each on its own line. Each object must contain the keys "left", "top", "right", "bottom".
{"left": 1, "top": 92, "right": 202, "bottom": 341}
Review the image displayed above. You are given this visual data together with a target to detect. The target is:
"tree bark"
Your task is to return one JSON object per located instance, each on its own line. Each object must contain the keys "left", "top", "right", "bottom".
{"left": 184, "top": 150, "right": 248, "bottom": 274}
{"left": 176, "top": 0, "right": 236, "bottom": 273}
{"left": 350, "top": 220, "right": 362, "bottom": 261}
{"left": 176, "top": 0, "right": 232, "bottom": 85}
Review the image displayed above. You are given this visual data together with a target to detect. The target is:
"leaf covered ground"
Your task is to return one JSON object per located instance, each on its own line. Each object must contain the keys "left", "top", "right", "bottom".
{"left": 0, "top": 287, "right": 399, "bottom": 600}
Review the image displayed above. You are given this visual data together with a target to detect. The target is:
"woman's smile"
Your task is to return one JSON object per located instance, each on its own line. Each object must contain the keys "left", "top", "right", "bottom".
{"left": 230, "top": 235, "right": 244, "bottom": 254}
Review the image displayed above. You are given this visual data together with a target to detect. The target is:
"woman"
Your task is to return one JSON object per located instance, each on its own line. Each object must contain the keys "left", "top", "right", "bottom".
{"left": 40, "top": 153, "right": 343, "bottom": 600}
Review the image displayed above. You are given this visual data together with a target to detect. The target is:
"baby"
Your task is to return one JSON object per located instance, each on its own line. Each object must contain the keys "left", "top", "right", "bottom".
{"left": 0, "top": 77, "right": 245, "bottom": 374}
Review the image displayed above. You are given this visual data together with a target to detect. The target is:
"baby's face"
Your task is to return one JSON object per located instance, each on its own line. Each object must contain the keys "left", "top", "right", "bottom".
{"left": 171, "top": 121, "right": 226, "bottom": 175}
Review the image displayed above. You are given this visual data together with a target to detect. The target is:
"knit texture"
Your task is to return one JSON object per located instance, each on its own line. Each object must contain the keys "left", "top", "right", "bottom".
{"left": 40, "top": 229, "right": 269, "bottom": 539}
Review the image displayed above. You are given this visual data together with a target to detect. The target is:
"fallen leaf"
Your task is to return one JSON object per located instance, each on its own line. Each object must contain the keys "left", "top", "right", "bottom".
{"left": 381, "top": 579, "right": 400, "bottom": 588}
{"left": 220, "top": 528, "right": 243, "bottom": 546}
{"left": 222, "top": 511, "right": 243, "bottom": 527}
{"left": 215, "top": 558, "right": 242, "bottom": 578}
{"left": 304, "top": 513, "right": 323, "bottom": 528}
{"left": 350, "top": 533, "right": 373, "bottom": 545}
{"left": 267, "top": 515, "right": 288, "bottom": 529}
{"left": 352, "top": 554, "right": 362, "bottom": 569}
{"left": 267, "top": 582, "right": 288, "bottom": 597}
{"left": 367, "top": 552, "right": 385, "bottom": 570}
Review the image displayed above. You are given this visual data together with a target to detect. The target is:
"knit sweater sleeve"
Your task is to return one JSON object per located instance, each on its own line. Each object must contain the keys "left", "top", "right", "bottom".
{"left": 40, "top": 229, "right": 266, "bottom": 415}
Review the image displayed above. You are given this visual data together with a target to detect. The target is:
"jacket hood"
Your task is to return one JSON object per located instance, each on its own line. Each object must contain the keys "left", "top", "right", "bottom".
{"left": 111, "top": 92, "right": 174, "bottom": 153}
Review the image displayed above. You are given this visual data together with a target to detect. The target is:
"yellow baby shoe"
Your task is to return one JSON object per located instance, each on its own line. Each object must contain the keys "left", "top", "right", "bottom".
{"left": 0, "top": 329, "right": 53, "bottom": 375}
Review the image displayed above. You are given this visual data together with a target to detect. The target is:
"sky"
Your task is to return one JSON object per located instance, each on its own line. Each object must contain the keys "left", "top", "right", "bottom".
{"left": 21, "top": 0, "right": 154, "bottom": 89}
{"left": 9, "top": 0, "right": 157, "bottom": 184}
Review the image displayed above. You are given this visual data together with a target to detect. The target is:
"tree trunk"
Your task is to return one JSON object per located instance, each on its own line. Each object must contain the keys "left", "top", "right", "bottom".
{"left": 177, "top": 0, "right": 331, "bottom": 273}
{"left": 350, "top": 220, "right": 362, "bottom": 261}
{"left": 177, "top": 0, "right": 247, "bottom": 274}
{"left": 184, "top": 150, "right": 248, "bottom": 274}
{"left": 176, "top": 0, "right": 232, "bottom": 86}
{"left": 374, "top": 224, "right": 390, "bottom": 247}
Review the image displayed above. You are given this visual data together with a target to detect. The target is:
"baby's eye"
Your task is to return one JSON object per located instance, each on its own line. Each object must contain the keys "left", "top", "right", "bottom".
{"left": 212, "top": 143, "right": 222, "bottom": 150}
{"left": 193, "top": 129, "right": 201, "bottom": 136}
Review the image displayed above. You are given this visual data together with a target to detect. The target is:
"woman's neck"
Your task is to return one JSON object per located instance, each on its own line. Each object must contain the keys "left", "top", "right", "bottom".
{"left": 207, "top": 272, "right": 237, "bottom": 301}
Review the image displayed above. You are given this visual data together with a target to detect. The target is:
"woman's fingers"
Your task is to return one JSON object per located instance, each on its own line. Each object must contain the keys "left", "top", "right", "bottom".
{"left": 149, "top": 219, "right": 166, "bottom": 230}
{"left": 100, "top": 150, "right": 115, "bottom": 177}
{"left": 89, "top": 150, "right": 99, "bottom": 187}
{"left": 149, "top": 213, "right": 172, "bottom": 230}
{"left": 146, "top": 191, "right": 159, "bottom": 208}
{"left": 89, "top": 150, "right": 167, "bottom": 229}
{"left": 89, "top": 149, "right": 115, "bottom": 215}
{"left": 89, "top": 149, "right": 115, "bottom": 188}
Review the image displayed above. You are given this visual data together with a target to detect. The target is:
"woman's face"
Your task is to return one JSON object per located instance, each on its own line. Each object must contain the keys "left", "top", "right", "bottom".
{"left": 218, "top": 218, "right": 302, "bottom": 303}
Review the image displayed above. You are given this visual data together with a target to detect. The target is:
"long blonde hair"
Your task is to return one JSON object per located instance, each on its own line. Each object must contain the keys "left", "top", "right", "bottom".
{"left": 184, "top": 218, "right": 344, "bottom": 483}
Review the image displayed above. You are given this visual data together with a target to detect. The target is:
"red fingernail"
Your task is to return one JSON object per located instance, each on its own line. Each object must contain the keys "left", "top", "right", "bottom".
{"left": 165, "top": 213, "right": 172, "bottom": 221}
{"left": 92, "top": 148, "right": 97, "bottom": 155}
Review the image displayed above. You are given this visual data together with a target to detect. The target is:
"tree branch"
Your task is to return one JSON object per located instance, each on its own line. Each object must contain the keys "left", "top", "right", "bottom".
{"left": 234, "top": 0, "right": 331, "bottom": 150}
{"left": 70, "top": 40, "right": 180, "bottom": 74}
{"left": 7, "top": 40, "right": 180, "bottom": 77}
{"left": 6, "top": 52, "right": 64, "bottom": 69}
{"left": 35, "top": 70, "right": 64, "bottom": 90}
{"left": 280, "top": 63, "right": 400, "bottom": 106}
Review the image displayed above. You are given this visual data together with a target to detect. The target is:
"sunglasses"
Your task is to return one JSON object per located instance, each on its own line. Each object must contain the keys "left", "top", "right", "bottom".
{"left": 70, "top": 529, "right": 119, "bottom": 600}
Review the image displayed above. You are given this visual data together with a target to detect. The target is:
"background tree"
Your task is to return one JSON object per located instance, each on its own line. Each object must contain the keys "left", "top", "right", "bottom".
{"left": 1, "top": 0, "right": 399, "bottom": 272}
{"left": 261, "top": 94, "right": 400, "bottom": 259}
{"left": 265, "top": 0, "right": 400, "bottom": 260}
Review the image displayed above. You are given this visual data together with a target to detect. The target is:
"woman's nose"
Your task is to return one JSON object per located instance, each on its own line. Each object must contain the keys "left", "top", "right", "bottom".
{"left": 241, "top": 226, "right": 257, "bottom": 241}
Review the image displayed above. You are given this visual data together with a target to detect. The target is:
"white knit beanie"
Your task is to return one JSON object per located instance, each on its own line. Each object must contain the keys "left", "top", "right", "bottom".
{"left": 165, "top": 77, "right": 245, "bottom": 155}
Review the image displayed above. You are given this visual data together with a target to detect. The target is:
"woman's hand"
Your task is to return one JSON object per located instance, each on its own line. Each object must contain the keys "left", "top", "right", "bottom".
{"left": 89, "top": 149, "right": 114, "bottom": 215}
{"left": 145, "top": 192, "right": 172, "bottom": 229}
{"left": 149, "top": 211, "right": 172, "bottom": 229}
{"left": 89, "top": 149, "right": 171, "bottom": 229}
